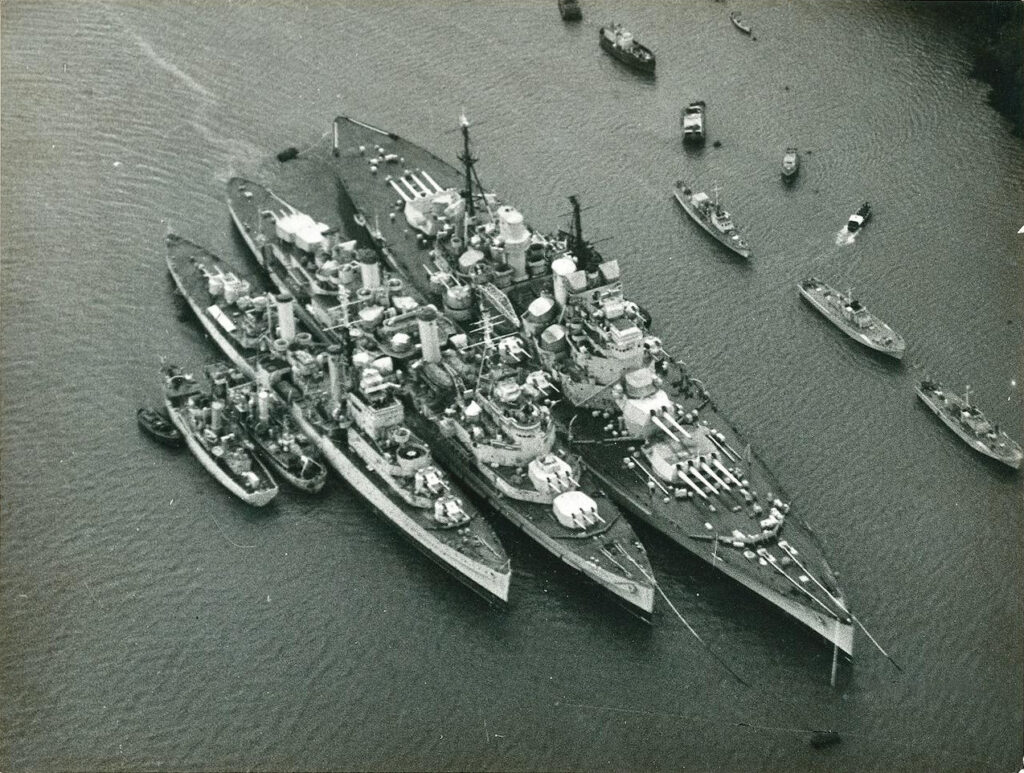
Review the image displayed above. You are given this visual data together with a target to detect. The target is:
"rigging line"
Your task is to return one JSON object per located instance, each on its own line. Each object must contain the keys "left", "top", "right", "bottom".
{"left": 623, "top": 553, "right": 749, "bottom": 687}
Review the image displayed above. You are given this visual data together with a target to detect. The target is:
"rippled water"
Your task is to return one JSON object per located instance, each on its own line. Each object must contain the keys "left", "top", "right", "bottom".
{"left": 2, "top": 2, "right": 1022, "bottom": 771}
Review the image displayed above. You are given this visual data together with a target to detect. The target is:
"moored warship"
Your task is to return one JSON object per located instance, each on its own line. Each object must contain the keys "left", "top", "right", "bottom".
{"left": 798, "top": 278, "right": 905, "bottom": 359}
{"left": 226, "top": 179, "right": 656, "bottom": 615}
{"left": 317, "top": 115, "right": 855, "bottom": 653}
{"left": 673, "top": 181, "right": 751, "bottom": 258}
{"left": 167, "top": 233, "right": 512, "bottom": 603}
{"left": 162, "top": 363, "right": 279, "bottom": 506}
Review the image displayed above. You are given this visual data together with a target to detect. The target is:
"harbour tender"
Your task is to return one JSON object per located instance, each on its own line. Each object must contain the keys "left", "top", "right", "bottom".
{"left": 598, "top": 24, "right": 655, "bottom": 74}
{"left": 916, "top": 380, "right": 1022, "bottom": 469}
{"left": 315, "top": 114, "right": 855, "bottom": 654}
{"left": 798, "top": 278, "right": 905, "bottom": 359}
{"left": 673, "top": 180, "right": 751, "bottom": 258}
{"left": 681, "top": 101, "right": 706, "bottom": 144}
{"left": 781, "top": 148, "right": 799, "bottom": 180}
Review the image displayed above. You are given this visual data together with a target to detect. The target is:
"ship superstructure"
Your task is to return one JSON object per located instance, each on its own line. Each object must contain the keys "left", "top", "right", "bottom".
{"left": 321, "top": 115, "right": 855, "bottom": 653}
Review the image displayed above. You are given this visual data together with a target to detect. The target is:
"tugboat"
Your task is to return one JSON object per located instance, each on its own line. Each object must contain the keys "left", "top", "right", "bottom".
{"left": 168, "top": 234, "right": 511, "bottom": 602}
{"left": 797, "top": 278, "right": 905, "bottom": 359}
{"left": 204, "top": 361, "right": 328, "bottom": 493}
{"left": 137, "top": 406, "right": 183, "bottom": 446}
{"left": 916, "top": 379, "right": 1022, "bottom": 469}
{"left": 558, "top": 0, "right": 581, "bottom": 21}
{"left": 162, "top": 364, "right": 279, "bottom": 506}
{"left": 598, "top": 24, "right": 655, "bottom": 74}
{"left": 781, "top": 147, "right": 799, "bottom": 180}
{"left": 846, "top": 202, "right": 871, "bottom": 233}
{"left": 673, "top": 180, "right": 751, "bottom": 258}
{"left": 681, "top": 101, "right": 706, "bottom": 144}
{"left": 320, "top": 115, "right": 855, "bottom": 654}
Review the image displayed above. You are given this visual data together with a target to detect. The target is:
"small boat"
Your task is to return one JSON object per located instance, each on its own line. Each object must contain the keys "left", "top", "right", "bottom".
{"left": 847, "top": 202, "right": 871, "bottom": 233}
{"left": 276, "top": 147, "right": 299, "bottom": 163}
{"left": 730, "top": 11, "right": 752, "bottom": 35}
{"left": 137, "top": 406, "right": 183, "bottom": 446}
{"left": 797, "top": 278, "right": 905, "bottom": 359}
{"left": 558, "top": 0, "right": 581, "bottom": 21}
{"left": 810, "top": 731, "right": 842, "bottom": 749}
{"left": 781, "top": 147, "right": 799, "bottom": 180}
{"left": 681, "top": 101, "right": 706, "bottom": 144}
{"left": 598, "top": 24, "right": 655, "bottom": 74}
{"left": 916, "top": 380, "right": 1023, "bottom": 469}
{"left": 673, "top": 180, "right": 751, "bottom": 258}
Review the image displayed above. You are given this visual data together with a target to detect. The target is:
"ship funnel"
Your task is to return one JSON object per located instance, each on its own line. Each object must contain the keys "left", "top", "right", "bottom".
{"left": 210, "top": 399, "right": 224, "bottom": 432}
{"left": 257, "top": 389, "right": 271, "bottom": 423}
{"left": 498, "top": 206, "right": 529, "bottom": 281}
{"left": 276, "top": 292, "right": 296, "bottom": 342}
{"left": 551, "top": 257, "right": 575, "bottom": 308}
{"left": 417, "top": 305, "right": 442, "bottom": 363}
{"left": 359, "top": 251, "right": 381, "bottom": 290}
{"left": 327, "top": 344, "right": 345, "bottom": 408}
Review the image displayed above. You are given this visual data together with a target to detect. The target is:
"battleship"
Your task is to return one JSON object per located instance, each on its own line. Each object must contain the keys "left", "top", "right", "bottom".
{"left": 673, "top": 180, "right": 751, "bottom": 258}
{"left": 916, "top": 379, "right": 1023, "bottom": 469}
{"left": 798, "top": 278, "right": 906, "bottom": 359}
{"left": 162, "top": 364, "right": 279, "bottom": 506}
{"left": 167, "top": 233, "right": 512, "bottom": 603}
{"left": 225, "top": 177, "right": 656, "bottom": 616}
{"left": 314, "top": 115, "right": 855, "bottom": 653}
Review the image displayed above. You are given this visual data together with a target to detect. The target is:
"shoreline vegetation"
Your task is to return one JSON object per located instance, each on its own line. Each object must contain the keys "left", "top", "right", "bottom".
{"left": 922, "top": 1, "right": 1024, "bottom": 135}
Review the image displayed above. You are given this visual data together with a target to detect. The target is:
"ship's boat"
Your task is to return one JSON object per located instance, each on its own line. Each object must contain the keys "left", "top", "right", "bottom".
{"left": 682, "top": 101, "right": 706, "bottom": 144}
{"left": 161, "top": 364, "right": 279, "bottom": 506}
{"left": 204, "top": 361, "right": 327, "bottom": 493}
{"left": 797, "top": 278, "right": 905, "bottom": 359}
{"left": 168, "top": 234, "right": 511, "bottom": 602}
{"left": 916, "top": 379, "right": 1022, "bottom": 469}
{"left": 137, "top": 406, "right": 184, "bottom": 446}
{"left": 558, "top": 0, "right": 581, "bottom": 21}
{"left": 598, "top": 24, "right": 655, "bottom": 74}
{"left": 319, "top": 115, "right": 855, "bottom": 653}
{"left": 673, "top": 180, "right": 751, "bottom": 258}
{"left": 781, "top": 147, "right": 799, "bottom": 180}
{"left": 847, "top": 202, "right": 871, "bottom": 233}
{"left": 729, "top": 11, "right": 752, "bottom": 35}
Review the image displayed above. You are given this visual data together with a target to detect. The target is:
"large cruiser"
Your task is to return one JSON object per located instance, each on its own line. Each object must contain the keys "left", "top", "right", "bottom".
{"left": 167, "top": 234, "right": 511, "bottom": 603}
{"left": 798, "top": 278, "right": 906, "bottom": 359}
{"left": 916, "top": 379, "right": 1022, "bottom": 469}
{"left": 226, "top": 179, "right": 655, "bottom": 615}
{"left": 316, "top": 115, "right": 854, "bottom": 653}
{"left": 162, "top": 363, "right": 279, "bottom": 506}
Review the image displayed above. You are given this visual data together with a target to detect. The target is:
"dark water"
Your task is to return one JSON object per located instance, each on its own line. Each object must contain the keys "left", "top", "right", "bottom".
{"left": 2, "top": 1, "right": 1022, "bottom": 770}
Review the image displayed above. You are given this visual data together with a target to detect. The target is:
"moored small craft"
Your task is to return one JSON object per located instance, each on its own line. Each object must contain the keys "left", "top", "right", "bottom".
{"left": 672, "top": 180, "right": 751, "bottom": 258}
{"left": 782, "top": 147, "right": 799, "bottom": 180}
{"left": 797, "top": 278, "right": 905, "bottom": 358}
{"left": 681, "top": 101, "right": 706, "bottom": 144}
{"left": 137, "top": 406, "right": 184, "bottom": 446}
{"left": 729, "top": 11, "right": 752, "bottom": 35}
{"left": 558, "top": 0, "right": 581, "bottom": 21}
{"left": 599, "top": 24, "right": 655, "bottom": 73}
{"left": 916, "top": 380, "right": 1023, "bottom": 469}
{"left": 162, "top": 364, "right": 279, "bottom": 506}
{"left": 204, "top": 361, "right": 328, "bottom": 493}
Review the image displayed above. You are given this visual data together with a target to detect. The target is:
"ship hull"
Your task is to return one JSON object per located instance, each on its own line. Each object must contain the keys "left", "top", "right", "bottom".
{"left": 798, "top": 282, "right": 905, "bottom": 359}
{"left": 672, "top": 189, "right": 751, "bottom": 258}
{"left": 916, "top": 388, "right": 1023, "bottom": 469}
{"left": 164, "top": 402, "right": 278, "bottom": 506}
{"left": 598, "top": 31, "right": 655, "bottom": 74}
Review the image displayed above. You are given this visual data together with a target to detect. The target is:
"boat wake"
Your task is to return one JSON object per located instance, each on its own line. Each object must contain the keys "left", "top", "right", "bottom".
{"left": 835, "top": 227, "right": 857, "bottom": 246}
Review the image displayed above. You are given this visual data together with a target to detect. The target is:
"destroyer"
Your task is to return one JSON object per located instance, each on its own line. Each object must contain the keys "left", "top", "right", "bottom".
{"left": 162, "top": 364, "right": 279, "bottom": 506}
{"left": 316, "top": 115, "right": 855, "bottom": 653}
{"left": 673, "top": 180, "right": 751, "bottom": 258}
{"left": 226, "top": 179, "right": 654, "bottom": 615}
{"left": 798, "top": 278, "right": 905, "bottom": 359}
{"left": 167, "top": 234, "right": 511, "bottom": 603}
{"left": 916, "top": 379, "right": 1022, "bottom": 469}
